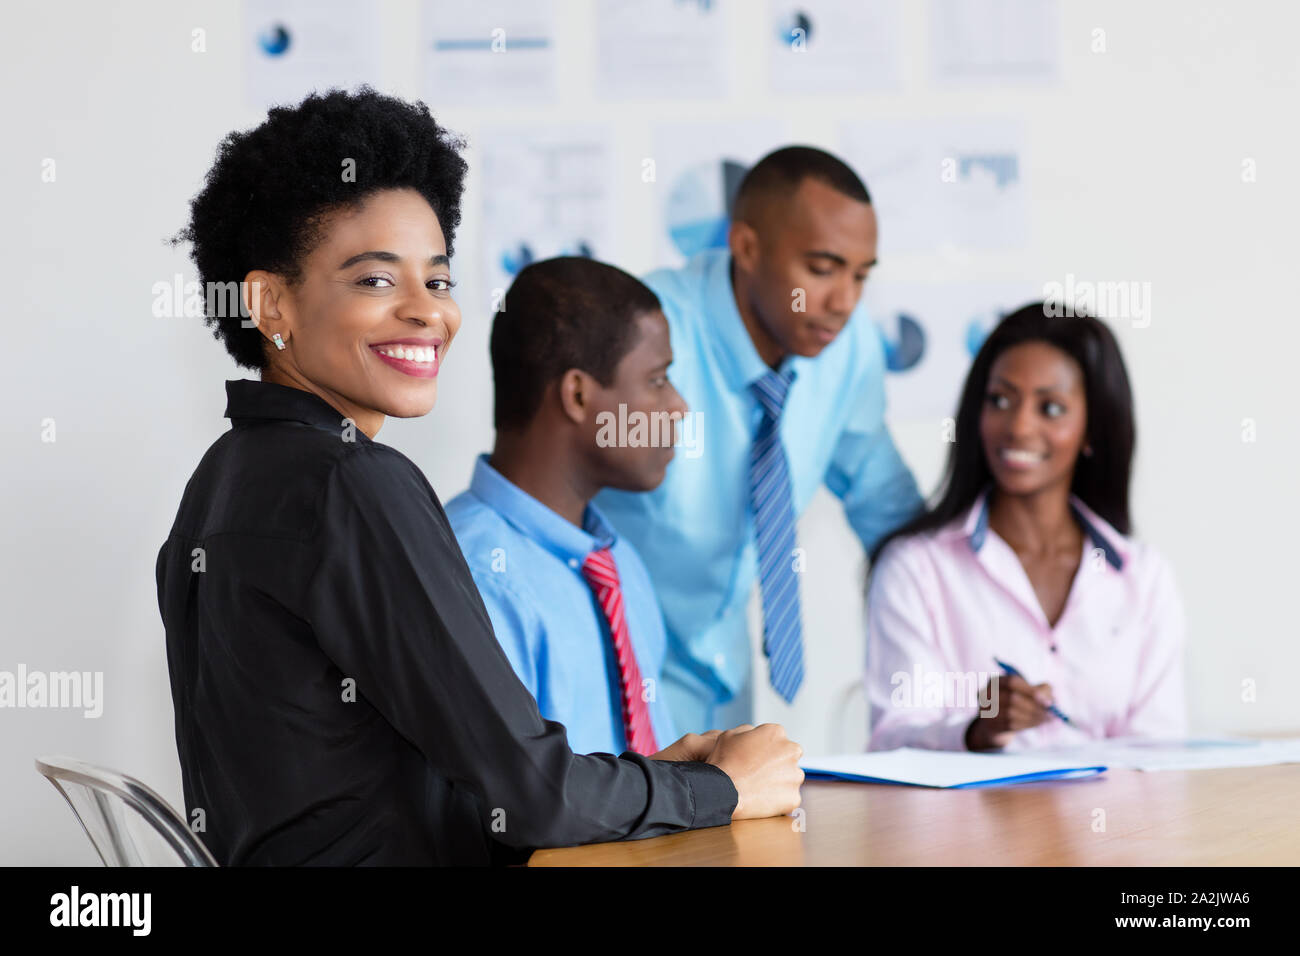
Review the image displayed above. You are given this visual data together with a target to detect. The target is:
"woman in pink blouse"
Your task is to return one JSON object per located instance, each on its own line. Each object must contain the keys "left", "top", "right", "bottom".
{"left": 865, "top": 302, "right": 1186, "bottom": 752}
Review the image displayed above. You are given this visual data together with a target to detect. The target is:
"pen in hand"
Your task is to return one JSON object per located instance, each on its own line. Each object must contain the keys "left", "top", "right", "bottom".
{"left": 993, "top": 657, "right": 1071, "bottom": 724}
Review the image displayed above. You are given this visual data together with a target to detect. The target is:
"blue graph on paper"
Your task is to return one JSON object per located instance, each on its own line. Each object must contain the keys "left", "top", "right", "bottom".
{"left": 956, "top": 153, "right": 1020, "bottom": 189}
{"left": 258, "top": 23, "right": 291, "bottom": 56}
{"left": 665, "top": 158, "right": 748, "bottom": 260}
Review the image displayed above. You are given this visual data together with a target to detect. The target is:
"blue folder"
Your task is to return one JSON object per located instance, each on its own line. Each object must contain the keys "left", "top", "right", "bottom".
{"left": 800, "top": 748, "right": 1108, "bottom": 789}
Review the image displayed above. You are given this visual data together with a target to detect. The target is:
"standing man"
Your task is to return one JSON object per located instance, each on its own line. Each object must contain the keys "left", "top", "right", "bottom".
{"left": 596, "top": 146, "right": 924, "bottom": 731}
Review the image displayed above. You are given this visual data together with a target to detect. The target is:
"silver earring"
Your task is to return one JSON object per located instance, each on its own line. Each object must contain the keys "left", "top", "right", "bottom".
{"left": 273, "top": 333, "right": 286, "bottom": 351}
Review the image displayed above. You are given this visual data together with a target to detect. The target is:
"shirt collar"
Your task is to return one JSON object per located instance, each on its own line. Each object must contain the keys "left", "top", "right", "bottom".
{"left": 954, "top": 484, "right": 1128, "bottom": 571}
{"left": 1067, "top": 494, "right": 1130, "bottom": 570}
{"left": 701, "top": 249, "right": 799, "bottom": 390}
{"left": 467, "top": 453, "right": 616, "bottom": 566}
{"left": 224, "top": 378, "right": 370, "bottom": 441}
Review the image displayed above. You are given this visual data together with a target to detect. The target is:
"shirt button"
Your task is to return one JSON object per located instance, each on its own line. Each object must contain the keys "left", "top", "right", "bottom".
{"left": 568, "top": 558, "right": 579, "bottom": 569}
{"left": 1050, "top": 645, "right": 1058, "bottom": 653}
{"left": 714, "top": 653, "right": 726, "bottom": 669}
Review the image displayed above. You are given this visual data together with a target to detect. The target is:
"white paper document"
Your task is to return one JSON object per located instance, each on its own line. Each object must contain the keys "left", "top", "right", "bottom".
{"left": 242, "top": 0, "right": 382, "bottom": 110}
{"left": 861, "top": 278, "right": 1041, "bottom": 424}
{"left": 840, "top": 117, "right": 1029, "bottom": 255}
{"left": 479, "top": 125, "right": 616, "bottom": 301}
{"left": 650, "top": 120, "right": 794, "bottom": 268}
{"left": 930, "top": 0, "right": 1061, "bottom": 86}
{"left": 802, "top": 748, "right": 1106, "bottom": 788}
{"left": 595, "top": 0, "right": 728, "bottom": 99}
{"left": 768, "top": 0, "right": 903, "bottom": 93}
{"left": 421, "top": 0, "right": 557, "bottom": 106}
{"left": 1031, "top": 737, "right": 1300, "bottom": 772}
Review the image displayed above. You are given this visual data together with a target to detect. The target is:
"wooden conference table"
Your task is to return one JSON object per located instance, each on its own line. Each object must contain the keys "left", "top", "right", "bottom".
{"left": 528, "top": 763, "right": 1300, "bottom": 865}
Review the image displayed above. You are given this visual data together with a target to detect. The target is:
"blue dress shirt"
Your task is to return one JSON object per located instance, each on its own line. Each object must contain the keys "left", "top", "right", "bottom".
{"left": 594, "top": 247, "right": 924, "bottom": 706}
{"left": 446, "top": 455, "right": 677, "bottom": 755}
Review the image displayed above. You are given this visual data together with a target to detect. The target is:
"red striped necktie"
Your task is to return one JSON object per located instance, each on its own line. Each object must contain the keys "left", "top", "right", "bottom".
{"left": 580, "top": 547, "right": 659, "bottom": 756}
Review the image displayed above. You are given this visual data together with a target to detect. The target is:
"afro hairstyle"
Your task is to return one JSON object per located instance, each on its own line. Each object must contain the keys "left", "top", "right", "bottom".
{"left": 169, "top": 85, "right": 468, "bottom": 371}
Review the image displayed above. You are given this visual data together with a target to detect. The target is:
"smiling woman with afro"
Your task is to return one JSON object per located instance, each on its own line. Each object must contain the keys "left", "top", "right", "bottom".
{"left": 155, "top": 86, "right": 772, "bottom": 867}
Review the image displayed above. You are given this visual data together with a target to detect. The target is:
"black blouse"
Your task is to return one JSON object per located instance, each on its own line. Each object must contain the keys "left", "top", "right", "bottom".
{"left": 155, "top": 379, "right": 736, "bottom": 865}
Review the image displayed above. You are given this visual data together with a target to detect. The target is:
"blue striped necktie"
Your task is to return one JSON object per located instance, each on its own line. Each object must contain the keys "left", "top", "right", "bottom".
{"left": 748, "top": 367, "right": 804, "bottom": 703}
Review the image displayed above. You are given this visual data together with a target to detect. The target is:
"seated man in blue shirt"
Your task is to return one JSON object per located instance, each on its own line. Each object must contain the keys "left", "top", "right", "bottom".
{"left": 447, "top": 256, "right": 690, "bottom": 756}
{"left": 595, "top": 145, "right": 925, "bottom": 731}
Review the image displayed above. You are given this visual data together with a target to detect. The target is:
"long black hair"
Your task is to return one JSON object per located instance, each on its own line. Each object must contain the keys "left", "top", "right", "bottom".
{"left": 869, "top": 301, "right": 1136, "bottom": 567}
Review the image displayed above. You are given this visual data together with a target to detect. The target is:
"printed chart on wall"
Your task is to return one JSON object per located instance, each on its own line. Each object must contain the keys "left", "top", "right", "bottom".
{"left": 420, "top": 0, "right": 557, "bottom": 106}
{"left": 930, "top": 0, "right": 1061, "bottom": 86}
{"left": 595, "top": 0, "right": 729, "bottom": 99}
{"left": 840, "top": 117, "right": 1028, "bottom": 255}
{"left": 479, "top": 126, "right": 617, "bottom": 305}
{"left": 242, "top": 0, "right": 381, "bottom": 110}
{"left": 767, "top": 0, "right": 903, "bottom": 93}
{"left": 863, "top": 279, "right": 1041, "bottom": 425}
{"left": 650, "top": 121, "right": 794, "bottom": 270}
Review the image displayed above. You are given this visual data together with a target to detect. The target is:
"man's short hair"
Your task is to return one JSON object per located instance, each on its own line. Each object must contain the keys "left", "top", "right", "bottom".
{"left": 732, "top": 145, "right": 871, "bottom": 228}
{"left": 490, "top": 257, "right": 662, "bottom": 431}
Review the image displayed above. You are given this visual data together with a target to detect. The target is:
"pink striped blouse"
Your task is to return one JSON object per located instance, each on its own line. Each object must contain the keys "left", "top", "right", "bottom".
{"left": 866, "top": 488, "right": 1187, "bottom": 751}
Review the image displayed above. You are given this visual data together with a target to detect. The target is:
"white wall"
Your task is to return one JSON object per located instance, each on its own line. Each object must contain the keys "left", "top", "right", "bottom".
{"left": 3, "top": 0, "right": 1298, "bottom": 864}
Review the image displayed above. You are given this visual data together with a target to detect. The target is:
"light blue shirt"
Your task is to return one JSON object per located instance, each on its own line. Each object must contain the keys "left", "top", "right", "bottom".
{"left": 446, "top": 455, "right": 677, "bottom": 755}
{"left": 594, "top": 247, "right": 924, "bottom": 703}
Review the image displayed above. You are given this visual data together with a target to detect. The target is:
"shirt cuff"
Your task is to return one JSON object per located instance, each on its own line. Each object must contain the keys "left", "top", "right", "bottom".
{"left": 676, "top": 761, "right": 738, "bottom": 829}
